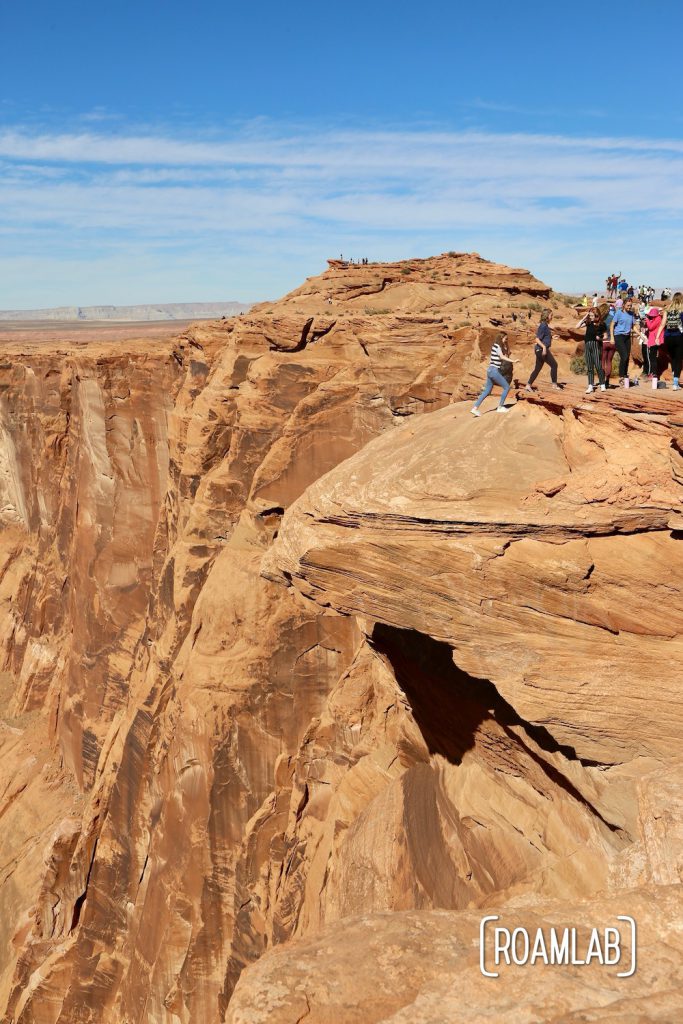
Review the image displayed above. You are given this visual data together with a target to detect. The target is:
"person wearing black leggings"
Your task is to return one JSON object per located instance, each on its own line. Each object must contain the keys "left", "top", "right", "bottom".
{"left": 658, "top": 294, "right": 683, "bottom": 391}
{"left": 525, "top": 309, "right": 560, "bottom": 391}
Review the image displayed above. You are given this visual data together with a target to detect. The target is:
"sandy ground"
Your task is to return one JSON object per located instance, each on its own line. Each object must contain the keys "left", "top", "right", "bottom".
{"left": 0, "top": 317, "right": 196, "bottom": 346}
{"left": 0, "top": 318, "right": 200, "bottom": 357}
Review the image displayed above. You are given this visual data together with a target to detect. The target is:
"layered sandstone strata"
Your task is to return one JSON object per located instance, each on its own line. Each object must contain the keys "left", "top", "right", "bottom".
{"left": 248, "top": 384, "right": 683, "bottom": 1019}
{"left": 3, "top": 254, "right": 677, "bottom": 1023}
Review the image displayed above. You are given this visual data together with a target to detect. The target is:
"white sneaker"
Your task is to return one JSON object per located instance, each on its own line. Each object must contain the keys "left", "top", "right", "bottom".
{"left": 497, "top": 406, "right": 509, "bottom": 413}
{"left": 585, "top": 386, "right": 594, "bottom": 394}
{"left": 600, "top": 384, "right": 606, "bottom": 391}
{"left": 674, "top": 383, "right": 680, "bottom": 392}
{"left": 471, "top": 407, "right": 481, "bottom": 416}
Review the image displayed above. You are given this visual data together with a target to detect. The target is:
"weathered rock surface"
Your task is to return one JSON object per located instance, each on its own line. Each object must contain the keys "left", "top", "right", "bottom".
{"left": 226, "top": 888, "right": 683, "bottom": 1024}
{"left": 0, "top": 254, "right": 680, "bottom": 1022}
{"left": 266, "top": 392, "right": 683, "bottom": 764}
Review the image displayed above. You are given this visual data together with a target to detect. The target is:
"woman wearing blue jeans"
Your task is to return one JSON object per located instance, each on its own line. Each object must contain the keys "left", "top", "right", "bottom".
{"left": 471, "top": 332, "right": 515, "bottom": 415}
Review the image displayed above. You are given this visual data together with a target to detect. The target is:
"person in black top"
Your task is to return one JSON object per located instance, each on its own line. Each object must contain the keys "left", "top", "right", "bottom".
{"left": 657, "top": 292, "right": 683, "bottom": 391}
{"left": 576, "top": 308, "right": 606, "bottom": 393}
{"left": 525, "top": 309, "right": 560, "bottom": 391}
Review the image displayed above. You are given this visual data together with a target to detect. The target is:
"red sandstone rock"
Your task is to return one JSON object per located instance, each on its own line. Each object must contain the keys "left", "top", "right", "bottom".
{"left": 0, "top": 255, "right": 680, "bottom": 1022}
{"left": 226, "top": 890, "right": 683, "bottom": 1024}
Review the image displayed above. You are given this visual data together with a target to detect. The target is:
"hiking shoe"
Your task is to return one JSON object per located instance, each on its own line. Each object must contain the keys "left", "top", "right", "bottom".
{"left": 497, "top": 405, "right": 509, "bottom": 413}
{"left": 470, "top": 407, "right": 481, "bottom": 416}
{"left": 585, "top": 385, "right": 594, "bottom": 394}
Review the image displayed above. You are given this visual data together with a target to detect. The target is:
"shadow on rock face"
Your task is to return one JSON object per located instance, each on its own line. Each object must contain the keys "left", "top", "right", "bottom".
{"left": 370, "top": 622, "right": 592, "bottom": 767}
{"left": 370, "top": 622, "right": 496, "bottom": 765}
{"left": 369, "top": 622, "right": 620, "bottom": 833}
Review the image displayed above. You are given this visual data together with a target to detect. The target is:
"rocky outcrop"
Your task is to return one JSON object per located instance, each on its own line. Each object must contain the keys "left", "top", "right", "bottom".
{"left": 1, "top": 253, "right": 677, "bottom": 1022}
{"left": 267, "top": 392, "right": 683, "bottom": 763}
{"left": 246, "top": 383, "right": 683, "bottom": 1018}
{"left": 226, "top": 888, "right": 683, "bottom": 1024}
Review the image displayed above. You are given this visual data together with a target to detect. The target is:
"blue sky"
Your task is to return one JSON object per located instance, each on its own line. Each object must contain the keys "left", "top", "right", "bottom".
{"left": 1, "top": 0, "right": 682, "bottom": 307}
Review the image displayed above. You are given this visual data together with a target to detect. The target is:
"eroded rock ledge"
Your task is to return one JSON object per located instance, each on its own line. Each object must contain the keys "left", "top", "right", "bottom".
{"left": 266, "top": 394, "right": 683, "bottom": 764}
{"left": 1, "top": 254, "right": 681, "bottom": 1022}
{"left": 238, "top": 387, "right": 683, "bottom": 1021}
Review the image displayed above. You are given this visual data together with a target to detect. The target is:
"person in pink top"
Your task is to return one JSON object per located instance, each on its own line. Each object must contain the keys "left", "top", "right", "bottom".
{"left": 645, "top": 307, "right": 664, "bottom": 378}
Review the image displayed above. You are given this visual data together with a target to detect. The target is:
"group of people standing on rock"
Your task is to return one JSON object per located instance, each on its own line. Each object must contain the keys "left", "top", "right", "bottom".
{"left": 471, "top": 292, "right": 683, "bottom": 415}
{"left": 603, "top": 276, "right": 666, "bottom": 303}
{"left": 575, "top": 293, "right": 683, "bottom": 393}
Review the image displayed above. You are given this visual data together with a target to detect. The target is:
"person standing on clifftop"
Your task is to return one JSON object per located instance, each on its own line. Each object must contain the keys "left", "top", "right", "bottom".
{"left": 644, "top": 306, "right": 664, "bottom": 378}
{"left": 610, "top": 297, "right": 636, "bottom": 385}
{"left": 656, "top": 293, "right": 683, "bottom": 391}
{"left": 525, "top": 309, "right": 560, "bottom": 392}
{"left": 471, "top": 332, "right": 515, "bottom": 415}
{"left": 602, "top": 301, "right": 618, "bottom": 386}
{"left": 576, "top": 308, "right": 606, "bottom": 393}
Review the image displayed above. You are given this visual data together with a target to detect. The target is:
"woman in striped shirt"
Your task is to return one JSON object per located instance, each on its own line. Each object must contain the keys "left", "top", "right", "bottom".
{"left": 471, "top": 332, "right": 515, "bottom": 416}
{"left": 575, "top": 308, "right": 607, "bottom": 393}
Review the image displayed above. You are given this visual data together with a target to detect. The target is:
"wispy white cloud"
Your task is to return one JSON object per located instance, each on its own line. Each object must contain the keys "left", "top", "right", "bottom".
{"left": 3, "top": 125, "right": 683, "bottom": 167}
{"left": 1, "top": 120, "right": 682, "bottom": 306}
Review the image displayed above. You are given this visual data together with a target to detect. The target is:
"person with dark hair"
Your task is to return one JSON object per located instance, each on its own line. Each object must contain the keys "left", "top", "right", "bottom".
{"left": 471, "top": 332, "right": 515, "bottom": 415}
{"left": 601, "top": 303, "right": 618, "bottom": 386}
{"left": 656, "top": 293, "right": 683, "bottom": 390}
{"left": 576, "top": 308, "right": 606, "bottom": 392}
{"left": 610, "top": 297, "right": 636, "bottom": 385}
{"left": 644, "top": 307, "right": 664, "bottom": 378}
{"left": 525, "top": 309, "right": 560, "bottom": 391}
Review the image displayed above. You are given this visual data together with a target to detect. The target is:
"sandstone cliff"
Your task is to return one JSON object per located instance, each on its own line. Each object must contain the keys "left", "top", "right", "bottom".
{"left": 1, "top": 254, "right": 679, "bottom": 1023}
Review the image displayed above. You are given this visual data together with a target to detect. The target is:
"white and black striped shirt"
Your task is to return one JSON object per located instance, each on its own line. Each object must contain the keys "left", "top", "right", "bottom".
{"left": 489, "top": 342, "right": 504, "bottom": 368}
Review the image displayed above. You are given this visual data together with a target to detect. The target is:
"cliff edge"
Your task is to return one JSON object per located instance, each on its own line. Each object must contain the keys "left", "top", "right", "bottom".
{"left": 1, "top": 254, "right": 680, "bottom": 1022}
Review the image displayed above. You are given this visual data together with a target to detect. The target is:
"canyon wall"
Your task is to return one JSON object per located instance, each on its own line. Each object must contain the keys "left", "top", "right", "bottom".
{"left": 1, "top": 254, "right": 679, "bottom": 1023}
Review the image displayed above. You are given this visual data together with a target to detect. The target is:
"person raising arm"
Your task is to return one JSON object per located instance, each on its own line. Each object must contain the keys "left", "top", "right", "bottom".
{"left": 576, "top": 308, "right": 606, "bottom": 393}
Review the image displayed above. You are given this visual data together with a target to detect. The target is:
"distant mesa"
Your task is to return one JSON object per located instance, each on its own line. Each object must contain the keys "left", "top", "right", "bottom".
{"left": 0, "top": 300, "right": 252, "bottom": 322}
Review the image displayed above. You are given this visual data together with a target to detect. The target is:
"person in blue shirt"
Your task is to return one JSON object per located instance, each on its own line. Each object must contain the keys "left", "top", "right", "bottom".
{"left": 525, "top": 309, "right": 561, "bottom": 391}
{"left": 601, "top": 303, "right": 617, "bottom": 386}
{"left": 610, "top": 297, "right": 636, "bottom": 385}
